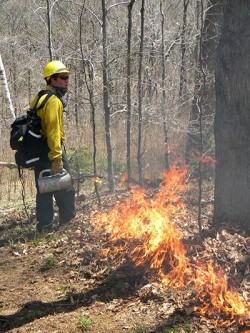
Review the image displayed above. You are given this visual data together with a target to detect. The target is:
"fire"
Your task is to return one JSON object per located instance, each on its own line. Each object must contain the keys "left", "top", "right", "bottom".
{"left": 187, "top": 148, "right": 217, "bottom": 166}
{"left": 199, "top": 154, "right": 217, "bottom": 165}
{"left": 193, "top": 260, "right": 249, "bottom": 326}
{"left": 118, "top": 173, "right": 128, "bottom": 186}
{"left": 93, "top": 163, "right": 188, "bottom": 283}
{"left": 91, "top": 176, "right": 102, "bottom": 183}
{"left": 91, "top": 162, "right": 249, "bottom": 327}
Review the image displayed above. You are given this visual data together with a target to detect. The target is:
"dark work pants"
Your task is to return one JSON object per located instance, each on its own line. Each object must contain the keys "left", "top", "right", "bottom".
{"left": 34, "top": 145, "right": 75, "bottom": 231}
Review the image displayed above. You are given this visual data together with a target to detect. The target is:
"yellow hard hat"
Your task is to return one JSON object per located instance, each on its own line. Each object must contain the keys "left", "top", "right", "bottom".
{"left": 43, "top": 60, "right": 71, "bottom": 79}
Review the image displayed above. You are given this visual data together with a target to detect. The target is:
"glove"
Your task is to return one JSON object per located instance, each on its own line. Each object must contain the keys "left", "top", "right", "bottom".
{"left": 51, "top": 157, "right": 63, "bottom": 174}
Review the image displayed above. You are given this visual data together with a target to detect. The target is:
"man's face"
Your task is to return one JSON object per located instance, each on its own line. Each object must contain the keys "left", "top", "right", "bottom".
{"left": 50, "top": 73, "right": 69, "bottom": 89}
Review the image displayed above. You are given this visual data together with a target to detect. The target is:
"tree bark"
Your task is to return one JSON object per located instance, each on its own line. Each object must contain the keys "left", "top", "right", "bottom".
{"left": 214, "top": 0, "right": 250, "bottom": 234}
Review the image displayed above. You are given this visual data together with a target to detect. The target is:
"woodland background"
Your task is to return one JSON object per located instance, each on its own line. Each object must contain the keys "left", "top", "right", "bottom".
{"left": 0, "top": 2, "right": 249, "bottom": 332}
{"left": 0, "top": 0, "right": 219, "bottom": 205}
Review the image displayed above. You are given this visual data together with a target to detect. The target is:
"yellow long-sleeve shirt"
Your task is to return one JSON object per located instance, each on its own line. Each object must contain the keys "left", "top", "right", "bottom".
{"left": 30, "top": 86, "right": 65, "bottom": 161}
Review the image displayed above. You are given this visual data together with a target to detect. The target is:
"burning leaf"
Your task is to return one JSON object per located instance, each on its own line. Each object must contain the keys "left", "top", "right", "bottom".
{"left": 193, "top": 259, "right": 249, "bottom": 326}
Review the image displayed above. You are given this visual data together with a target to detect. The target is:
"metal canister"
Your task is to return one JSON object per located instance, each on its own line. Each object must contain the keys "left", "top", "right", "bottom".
{"left": 38, "top": 169, "right": 73, "bottom": 193}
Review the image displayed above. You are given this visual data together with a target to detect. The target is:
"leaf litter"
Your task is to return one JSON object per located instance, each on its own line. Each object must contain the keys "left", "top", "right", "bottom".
{"left": 0, "top": 176, "right": 249, "bottom": 333}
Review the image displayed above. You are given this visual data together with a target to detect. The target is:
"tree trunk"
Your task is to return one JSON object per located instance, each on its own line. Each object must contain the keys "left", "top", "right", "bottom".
{"left": 160, "top": 0, "right": 169, "bottom": 170}
{"left": 102, "top": 0, "right": 114, "bottom": 191}
{"left": 137, "top": 0, "right": 145, "bottom": 184}
{"left": 214, "top": 0, "right": 250, "bottom": 234}
{"left": 0, "top": 54, "right": 15, "bottom": 121}
{"left": 80, "top": 5, "right": 101, "bottom": 204}
{"left": 186, "top": 0, "right": 222, "bottom": 162}
{"left": 126, "top": 0, "right": 136, "bottom": 183}
{"left": 46, "top": 0, "right": 53, "bottom": 60}
{"left": 179, "top": 0, "right": 188, "bottom": 99}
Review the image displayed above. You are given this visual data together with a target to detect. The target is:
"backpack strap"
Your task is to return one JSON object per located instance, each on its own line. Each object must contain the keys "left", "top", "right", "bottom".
{"left": 33, "top": 90, "right": 56, "bottom": 111}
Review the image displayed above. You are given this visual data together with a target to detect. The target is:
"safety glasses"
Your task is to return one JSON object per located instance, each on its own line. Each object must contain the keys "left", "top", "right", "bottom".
{"left": 58, "top": 75, "right": 69, "bottom": 81}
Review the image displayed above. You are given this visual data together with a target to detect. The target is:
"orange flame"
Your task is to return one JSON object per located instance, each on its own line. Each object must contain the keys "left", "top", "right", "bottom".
{"left": 193, "top": 260, "right": 249, "bottom": 326}
{"left": 91, "top": 162, "right": 249, "bottom": 327}
{"left": 118, "top": 173, "right": 128, "bottom": 186}
{"left": 91, "top": 176, "right": 102, "bottom": 183}
{"left": 199, "top": 154, "right": 217, "bottom": 165}
{"left": 187, "top": 149, "right": 217, "bottom": 166}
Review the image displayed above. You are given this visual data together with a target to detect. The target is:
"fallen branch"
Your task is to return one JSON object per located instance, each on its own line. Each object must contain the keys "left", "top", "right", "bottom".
{"left": 0, "top": 162, "right": 17, "bottom": 169}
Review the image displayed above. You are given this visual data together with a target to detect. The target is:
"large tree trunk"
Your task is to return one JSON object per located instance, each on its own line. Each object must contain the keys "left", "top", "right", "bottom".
{"left": 214, "top": 0, "right": 250, "bottom": 234}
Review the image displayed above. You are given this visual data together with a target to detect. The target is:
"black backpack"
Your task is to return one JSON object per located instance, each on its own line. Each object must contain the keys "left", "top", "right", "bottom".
{"left": 10, "top": 90, "right": 55, "bottom": 168}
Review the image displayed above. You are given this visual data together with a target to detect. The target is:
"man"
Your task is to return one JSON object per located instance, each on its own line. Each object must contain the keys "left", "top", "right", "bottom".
{"left": 30, "top": 60, "right": 76, "bottom": 232}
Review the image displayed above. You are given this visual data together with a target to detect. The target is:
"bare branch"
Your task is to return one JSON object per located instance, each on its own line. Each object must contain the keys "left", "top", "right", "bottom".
{"left": 107, "top": 1, "right": 130, "bottom": 12}
{"left": 0, "top": 162, "right": 17, "bottom": 169}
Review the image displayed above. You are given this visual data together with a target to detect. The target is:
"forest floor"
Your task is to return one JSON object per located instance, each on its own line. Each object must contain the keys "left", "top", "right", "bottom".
{"left": 0, "top": 178, "right": 249, "bottom": 333}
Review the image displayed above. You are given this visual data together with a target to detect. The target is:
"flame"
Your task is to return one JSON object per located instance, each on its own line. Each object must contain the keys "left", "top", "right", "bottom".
{"left": 118, "top": 173, "right": 128, "bottom": 186}
{"left": 91, "top": 176, "right": 102, "bottom": 183}
{"left": 193, "top": 260, "right": 249, "bottom": 326}
{"left": 91, "top": 162, "right": 249, "bottom": 327}
{"left": 187, "top": 149, "right": 217, "bottom": 166}
{"left": 199, "top": 154, "right": 217, "bottom": 165}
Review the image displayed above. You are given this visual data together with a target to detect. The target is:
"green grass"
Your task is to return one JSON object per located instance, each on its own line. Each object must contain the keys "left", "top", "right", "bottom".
{"left": 76, "top": 315, "right": 93, "bottom": 331}
{"left": 58, "top": 284, "right": 76, "bottom": 295}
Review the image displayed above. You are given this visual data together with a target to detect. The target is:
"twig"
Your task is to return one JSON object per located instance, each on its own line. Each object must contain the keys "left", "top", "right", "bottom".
{"left": 0, "top": 162, "right": 17, "bottom": 169}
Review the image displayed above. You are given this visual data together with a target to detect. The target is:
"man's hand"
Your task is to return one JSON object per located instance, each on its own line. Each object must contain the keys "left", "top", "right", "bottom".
{"left": 51, "top": 157, "right": 63, "bottom": 174}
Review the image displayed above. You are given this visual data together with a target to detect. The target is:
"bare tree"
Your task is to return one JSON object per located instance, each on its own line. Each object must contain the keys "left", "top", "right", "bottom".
{"left": 80, "top": 4, "right": 101, "bottom": 204}
{"left": 185, "top": 0, "right": 223, "bottom": 232}
{"left": 137, "top": 0, "right": 145, "bottom": 184}
{"left": 126, "top": 0, "right": 136, "bottom": 183}
{"left": 0, "top": 54, "right": 15, "bottom": 121}
{"left": 160, "top": 0, "right": 169, "bottom": 170}
{"left": 46, "top": 0, "right": 53, "bottom": 60}
{"left": 193, "top": 0, "right": 206, "bottom": 234}
{"left": 179, "top": 0, "right": 189, "bottom": 99}
{"left": 0, "top": 0, "right": 215, "bottom": 195}
{"left": 102, "top": 0, "right": 114, "bottom": 191}
{"left": 186, "top": 0, "right": 222, "bottom": 163}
